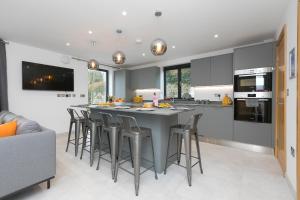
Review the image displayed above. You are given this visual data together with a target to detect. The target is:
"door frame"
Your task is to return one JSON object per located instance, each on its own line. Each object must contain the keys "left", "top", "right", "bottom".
{"left": 297, "top": 1, "right": 300, "bottom": 199}
{"left": 275, "top": 25, "right": 287, "bottom": 174}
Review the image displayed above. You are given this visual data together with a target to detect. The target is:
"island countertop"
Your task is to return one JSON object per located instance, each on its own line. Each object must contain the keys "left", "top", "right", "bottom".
{"left": 88, "top": 105, "right": 191, "bottom": 116}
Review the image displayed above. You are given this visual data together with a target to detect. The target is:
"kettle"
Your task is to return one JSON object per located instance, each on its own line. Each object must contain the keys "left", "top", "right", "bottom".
{"left": 222, "top": 94, "right": 232, "bottom": 106}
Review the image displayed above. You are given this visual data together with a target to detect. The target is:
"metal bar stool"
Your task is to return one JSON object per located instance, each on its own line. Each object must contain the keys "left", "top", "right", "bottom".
{"left": 66, "top": 108, "right": 85, "bottom": 156}
{"left": 114, "top": 114, "right": 158, "bottom": 196}
{"left": 164, "top": 113, "right": 204, "bottom": 186}
{"left": 80, "top": 110, "right": 107, "bottom": 167}
{"left": 95, "top": 112, "right": 132, "bottom": 179}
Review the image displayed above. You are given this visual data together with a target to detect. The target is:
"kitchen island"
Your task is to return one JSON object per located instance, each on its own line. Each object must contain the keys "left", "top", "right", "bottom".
{"left": 88, "top": 105, "right": 192, "bottom": 173}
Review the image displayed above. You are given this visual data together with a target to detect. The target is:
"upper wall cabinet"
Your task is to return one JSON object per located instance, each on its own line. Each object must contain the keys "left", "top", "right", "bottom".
{"left": 114, "top": 69, "right": 132, "bottom": 101}
{"left": 211, "top": 54, "right": 233, "bottom": 85}
{"left": 233, "top": 42, "right": 275, "bottom": 70}
{"left": 130, "top": 66, "right": 160, "bottom": 90}
{"left": 191, "top": 53, "right": 233, "bottom": 86}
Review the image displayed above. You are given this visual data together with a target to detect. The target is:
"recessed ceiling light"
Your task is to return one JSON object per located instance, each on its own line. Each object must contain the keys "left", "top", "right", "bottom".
{"left": 136, "top": 38, "right": 142, "bottom": 44}
{"left": 122, "top": 11, "right": 127, "bottom": 16}
{"left": 172, "top": 45, "right": 176, "bottom": 49}
{"left": 214, "top": 34, "right": 219, "bottom": 38}
{"left": 142, "top": 53, "right": 146, "bottom": 57}
{"left": 66, "top": 42, "right": 70, "bottom": 46}
{"left": 88, "top": 30, "right": 93, "bottom": 34}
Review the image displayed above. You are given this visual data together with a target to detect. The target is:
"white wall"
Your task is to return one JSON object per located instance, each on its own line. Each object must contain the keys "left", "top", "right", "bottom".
{"left": 276, "top": 0, "right": 297, "bottom": 193}
{"left": 6, "top": 42, "right": 113, "bottom": 134}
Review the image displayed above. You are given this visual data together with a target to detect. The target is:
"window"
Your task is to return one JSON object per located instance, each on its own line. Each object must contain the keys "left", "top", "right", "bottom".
{"left": 88, "top": 69, "right": 109, "bottom": 104}
{"left": 164, "top": 63, "right": 191, "bottom": 99}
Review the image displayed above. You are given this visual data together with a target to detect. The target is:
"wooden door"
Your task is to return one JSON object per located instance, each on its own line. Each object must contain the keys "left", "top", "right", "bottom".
{"left": 297, "top": 1, "right": 300, "bottom": 199}
{"left": 275, "top": 26, "right": 286, "bottom": 174}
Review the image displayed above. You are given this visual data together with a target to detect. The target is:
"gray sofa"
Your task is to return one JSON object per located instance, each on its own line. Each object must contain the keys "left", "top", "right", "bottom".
{"left": 0, "top": 111, "right": 56, "bottom": 199}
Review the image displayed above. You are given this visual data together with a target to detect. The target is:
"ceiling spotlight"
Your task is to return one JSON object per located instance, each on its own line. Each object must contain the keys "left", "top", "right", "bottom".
{"left": 66, "top": 42, "right": 70, "bottom": 46}
{"left": 116, "top": 29, "right": 123, "bottom": 34}
{"left": 113, "top": 51, "right": 126, "bottom": 65}
{"left": 151, "top": 39, "right": 167, "bottom": 56}
{"left": 214, "top": 34, "right": 219, "bottom": 38}
{"left": 88, "top": 59, "right": 99, "bottom": 69}
{"left": 135, "top": 38, "right": 142, "bottom": 44}
{"left": 142, "top": 53, "right": 146, "bottom": 57}
{"left": 88, "top": 30, "right": 93, "bottom": 34}
{"left": 122, "top": 11, "right": 127, "bottom": 16}
{"left": 172, "top": 45, "right": 176, "bottom": 49}
{"left": 155, "top": 11, "right": 162, "bottom": 17}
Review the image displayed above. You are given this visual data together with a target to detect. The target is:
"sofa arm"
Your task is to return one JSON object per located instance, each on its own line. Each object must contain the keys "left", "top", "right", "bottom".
{"left": 0, "top": 129, "right": 56, "bottom": 198}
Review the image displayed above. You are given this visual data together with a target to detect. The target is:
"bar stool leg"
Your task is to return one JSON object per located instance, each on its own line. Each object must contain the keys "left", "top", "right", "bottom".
{"left": 110, "top": 127, "right": 118, "bottom": 179}
{"left": 96, "top": 126, "right": 103, "bottom": 170}
{"left": 184, "top": 130, "right": 192, "bottom": 186}
{"left": 75, "top": 121, "right": 81, "bottom": 156}
{"left": 80, "top": 126, "right": 88, "bottom": 160}
{"left": 133, "top": 135, "right": 142, "bottom": 196}
{"left": 90, "top": 122, "right": 97, "bottom": 167}
{"left": 164, "top": 128, "right": 173, "bottom": 175}
{"left": 66, "top": 121, "right": 73, "bottom": 152}
{"left": 150, "top": 134, "right": 158, "bottom": 179}
{"left": 194, "top": 132, "right": 203, "bottom": 174}
{"left": 128, "top": 138, "right": 134, "bottom": 168}
{"left": 177, "top": 134, "right": 183, "bottom": 165}
{"left": 114, "top": 134, "right": 124, "bottom": 183}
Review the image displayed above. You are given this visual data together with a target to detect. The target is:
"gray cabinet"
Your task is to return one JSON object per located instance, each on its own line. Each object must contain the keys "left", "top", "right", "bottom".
{"left": 191, "top": 58, "right": 211, "bottom": 86}
{"left": 130, "top": 67, "right": 160, "bottom": 90}
{"left": 233, "top": 42, "right": 275, "bottom": 70}
{"left": 191, "top": 53, "right": 233, "bottom": 86}
{"left": 179, "top": 106, "right": 234, "bottom": 141}
{"left": 211, "top": 54, "right": 233, "bottom": 85}
{"left": 233, "top": 121, "right": 273, "bottom": 147}
{"left": 114, "top": 69, "right": 132, "bottom": 101}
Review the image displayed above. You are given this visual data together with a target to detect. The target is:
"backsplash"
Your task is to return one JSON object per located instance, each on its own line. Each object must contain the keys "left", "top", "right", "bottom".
{"left": 193, "top": 85, "right": 233, "bottom": 101}
{"left": 135, "top": 89, "right": 161, "bottom": 100}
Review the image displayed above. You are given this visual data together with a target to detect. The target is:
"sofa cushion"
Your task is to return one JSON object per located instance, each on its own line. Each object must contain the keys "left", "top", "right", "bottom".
{"left": 0, "top": 120, "right": 17, "bottom": 138}
{"left": 15, "top": 116, "right": 42, "bottom": 135}
{"left": 0, "top": 111, "right": 9, "bottom": 123}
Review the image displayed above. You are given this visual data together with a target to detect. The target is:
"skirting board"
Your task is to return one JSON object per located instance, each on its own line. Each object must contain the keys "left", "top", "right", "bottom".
{"left": 197, "top": 136, "right": 274, "bottom": 155}
{"left": 285, "top": 174, "right": 297, "bottom": 200}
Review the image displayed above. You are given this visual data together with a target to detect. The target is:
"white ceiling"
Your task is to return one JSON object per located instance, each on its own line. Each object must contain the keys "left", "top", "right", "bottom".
{"left": 0, "top": 0, "right": 288, "bottom": 67}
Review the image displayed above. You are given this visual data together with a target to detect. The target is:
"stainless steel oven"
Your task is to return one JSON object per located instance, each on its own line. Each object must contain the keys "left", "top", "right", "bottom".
{"left": 234, "top": 92, "right": 272, "bottom": 123}
{"left": 234, "top": 67, "right": 273, "bottom": 92}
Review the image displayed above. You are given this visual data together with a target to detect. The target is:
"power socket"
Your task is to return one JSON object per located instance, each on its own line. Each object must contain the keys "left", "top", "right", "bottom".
{"left": 290, "top": 146, "right": 295, "bottom": 157}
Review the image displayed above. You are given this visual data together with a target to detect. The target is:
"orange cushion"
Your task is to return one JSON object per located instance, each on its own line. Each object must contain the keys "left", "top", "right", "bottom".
{"left": 0, "top": 121, "right": 17, "bottom": 138}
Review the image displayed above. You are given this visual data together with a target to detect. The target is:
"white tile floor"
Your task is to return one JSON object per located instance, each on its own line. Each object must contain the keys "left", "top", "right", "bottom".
{"left": 7, "top": 133, "right": 294, "bottom": 200}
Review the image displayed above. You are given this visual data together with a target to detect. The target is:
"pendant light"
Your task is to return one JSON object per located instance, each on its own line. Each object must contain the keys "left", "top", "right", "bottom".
{"left": 150, "top": 38, "right": 167, "bottom": 56}
{"left": 88, "top": 59, "right": 99, "bottom": 69}
{"left": 112, "top": 29, "right": 126, "bottom": 65}
{"left": 151, "top": 11, "right": 167, "bottom": 56}
{"left": 112, "top": 51, "right": 126, "bottom": 65}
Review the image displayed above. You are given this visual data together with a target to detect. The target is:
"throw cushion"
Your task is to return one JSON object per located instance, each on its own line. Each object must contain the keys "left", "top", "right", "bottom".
{"left": 1, "top": 112, "right": 18, "bottom": 123}
{"left": 0, "top": 120, "right": 17, "bottom": 138}
{"left": 16, "top": 117, "right": 42, "bottom": 135}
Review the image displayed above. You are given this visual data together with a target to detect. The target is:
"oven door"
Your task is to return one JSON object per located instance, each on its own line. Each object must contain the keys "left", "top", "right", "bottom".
{"left": 234, "top": 98, "right": 272, "bottom": 123}
{"left": 234, "top": 72, "right": 272, "bottom": 92}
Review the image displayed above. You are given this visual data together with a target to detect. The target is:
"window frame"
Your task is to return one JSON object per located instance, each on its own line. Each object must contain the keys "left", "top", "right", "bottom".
{"left": 88, "top": 68, "right": 109, "bottom": 103}
{"left": 163, "top": 63, "right": 191, "bottom": 99}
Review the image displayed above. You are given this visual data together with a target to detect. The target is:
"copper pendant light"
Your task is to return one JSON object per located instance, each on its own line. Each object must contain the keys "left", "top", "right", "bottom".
{"left": 88, "top": 59, "right": 99, "bottom": 69}
{"left": 151, "top": 38, "right": 167, "bottom": 56}
{"left": 112, "top": 51, "right": 126, "bottom": 65}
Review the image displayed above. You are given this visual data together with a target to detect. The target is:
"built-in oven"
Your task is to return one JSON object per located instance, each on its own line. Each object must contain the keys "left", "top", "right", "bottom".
{"left": 234, "top": 67, "right": 273, "bottom": 92}
{"left": 234, "top": 92, "right": 272, "bottom": 123}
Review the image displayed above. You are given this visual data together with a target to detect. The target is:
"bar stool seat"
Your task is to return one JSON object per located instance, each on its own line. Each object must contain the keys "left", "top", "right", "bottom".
{"left": 114, "top": 114, "right": 158, "bottom": 196}
{"left": 164, "top": 113, "right": 204, "bottom": 186}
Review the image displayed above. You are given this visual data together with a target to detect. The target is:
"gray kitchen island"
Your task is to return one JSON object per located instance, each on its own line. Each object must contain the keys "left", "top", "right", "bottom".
{"left": 88, "top": 105, "right": 191, "bottom": 173}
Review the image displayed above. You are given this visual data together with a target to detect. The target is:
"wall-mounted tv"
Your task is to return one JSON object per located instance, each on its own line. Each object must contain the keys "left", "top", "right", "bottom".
{"left": 22, "top": 61, "right": 74, "bottom": 91}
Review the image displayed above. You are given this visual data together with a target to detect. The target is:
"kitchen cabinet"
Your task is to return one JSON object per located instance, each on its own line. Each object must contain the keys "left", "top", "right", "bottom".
{"left": 211, "top": 54, "right": 233, "bottom": 85}
{"left": 233, "top": 121, "right": 273, "bottom": 147}
{"left": 233, "top": 42, "right": 275, "bottom": 70}
{"left": 191, "top": 53, "right": 233, "bottom": 87}
{"left": 130, "top": 66, "right": 160, "bottom": 90}
{"left": 191, "top": 57, "right": 211, "bottom": 86}
{"left": 178, "top": 106, "right": 234, "bottom": 141}
{"left": 114, "top": 69, "right": 132, "bottom": 101}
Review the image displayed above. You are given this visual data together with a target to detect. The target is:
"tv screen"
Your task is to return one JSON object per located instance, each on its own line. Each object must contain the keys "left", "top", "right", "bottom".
{"left": 22, "top": 61, "right": 74, "bottom": 91}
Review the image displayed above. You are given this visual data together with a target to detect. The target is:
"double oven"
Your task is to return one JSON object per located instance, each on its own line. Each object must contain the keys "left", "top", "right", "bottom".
{"left": 234, "top": 67, "right": 273, "bottom": 123}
